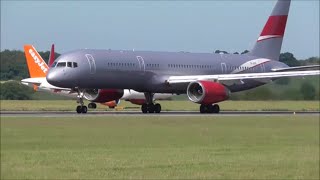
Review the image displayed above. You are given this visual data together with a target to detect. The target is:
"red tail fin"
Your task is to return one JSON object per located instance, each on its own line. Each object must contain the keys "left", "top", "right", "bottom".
{"left": 48, "top": 44, "right": 55, "bottom": 67}
{"left": 250, "top": 0, "right": 291, "bottom": 60}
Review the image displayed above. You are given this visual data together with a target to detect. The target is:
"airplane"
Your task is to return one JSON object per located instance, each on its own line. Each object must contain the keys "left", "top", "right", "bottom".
{"left": 43, "top": 0, "right": 319, "bottom": 114}
{"left": 21, "top": 45, "right": 173, "bottom": 112}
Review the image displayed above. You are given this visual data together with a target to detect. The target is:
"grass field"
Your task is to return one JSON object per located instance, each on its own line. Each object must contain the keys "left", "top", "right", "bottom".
{"left": 1, "top": 100, "right": 319, "bottom": 111}
{"left": 1, "top": 116, "right": 319, "bottom": 179}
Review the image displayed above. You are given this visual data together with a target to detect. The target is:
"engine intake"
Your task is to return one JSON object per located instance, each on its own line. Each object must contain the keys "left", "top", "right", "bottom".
{"left": 83, "top": 89, "right": 124, "bottom": 103}
{"left": 187, "top": 81, "right": 230, "bottom": 105}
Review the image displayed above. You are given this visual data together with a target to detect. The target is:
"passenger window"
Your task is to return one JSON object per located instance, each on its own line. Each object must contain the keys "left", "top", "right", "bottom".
{"left": 73, "top": 62, "right": 78, "bottom": 68}
{"left": 57, "top": 62, "right": 66, "bottom": 67}
{"left": 67, "top": 62, "right": 72, "bottom": 67}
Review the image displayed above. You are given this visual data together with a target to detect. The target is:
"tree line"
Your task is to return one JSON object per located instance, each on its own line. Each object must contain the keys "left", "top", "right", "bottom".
{"left": 0, "top": 49, "right": 319, "bottom": 100}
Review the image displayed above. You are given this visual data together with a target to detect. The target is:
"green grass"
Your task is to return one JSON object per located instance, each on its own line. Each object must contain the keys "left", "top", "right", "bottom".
{"left": 1, "top": 116, "right": 319, "bottom": 179}
{"left": 1, "top": 100, "right": 319, "bottom": 111}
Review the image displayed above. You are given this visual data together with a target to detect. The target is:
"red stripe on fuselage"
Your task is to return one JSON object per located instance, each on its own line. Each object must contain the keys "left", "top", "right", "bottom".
{"left": 260, "top": 15, "right": 288, "bottom": 36}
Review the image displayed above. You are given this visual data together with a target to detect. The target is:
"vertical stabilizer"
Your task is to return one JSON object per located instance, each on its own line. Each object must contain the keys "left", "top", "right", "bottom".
{"left": 250, "top": 0, "right": 291, "bottom": 60}
{"left": 24, "top": 45, "right": 49, "bottom": 78}
{"left": 48, "top": 44, "right": 55, "bottom": 67}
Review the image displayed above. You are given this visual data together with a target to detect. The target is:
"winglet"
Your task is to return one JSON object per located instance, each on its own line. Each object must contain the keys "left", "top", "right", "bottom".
{"left": 24, "top": 45, "right": 49, "bottom": 78}
{"left": 48, "top": 44, "right": 55, "bottom": 67}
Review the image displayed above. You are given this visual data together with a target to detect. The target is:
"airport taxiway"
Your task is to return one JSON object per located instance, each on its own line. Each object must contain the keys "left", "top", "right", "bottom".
{"left": 1, "top": 111, "right": 319, "bottom": 117}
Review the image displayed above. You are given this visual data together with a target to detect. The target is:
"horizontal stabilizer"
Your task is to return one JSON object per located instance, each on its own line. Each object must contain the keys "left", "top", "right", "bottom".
{"left": 21, "top": 77, "right": 71, "bottom": 91}
{"left": 21, "top": 77, "right": 46, "bottom": 86}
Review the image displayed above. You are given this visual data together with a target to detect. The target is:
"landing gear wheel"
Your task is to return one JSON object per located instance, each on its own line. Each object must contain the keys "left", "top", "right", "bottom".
{"left": 154, "top": 103, "right": 161, "bottom": 113}
{"left": 200, "top": 104, "right": 207, "bottom": 113}
{"left": 141, "top": 104, "right": 148, "bottom": 114}
{"left": 88, "top": 103, "right": 97, "bottom": 109}
{"left": 200, "top": 104, "right": 219, "bottom": 113}
{"left": 81, "top": 106, "right": 88, "bottom": 113}
{"left": 142, "top": 92, "right": 162, "bottom": 114}
{"left": 76, "top": 105, "right": 82, "bottom": 114}
{"left": 76, "top": 105, "right": 88, "bottom": 114}
{"left": 212, "top": 104, "right": 220, "bottom": 113}
{"left": 148, "top": 104, "right": 155, "bottom": 113}
{"left": 207, "top": 105, "right": 214, "bottom": 113}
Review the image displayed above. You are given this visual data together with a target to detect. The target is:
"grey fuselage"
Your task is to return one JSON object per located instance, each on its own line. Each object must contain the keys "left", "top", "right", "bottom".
{"left": 46, "top": 49, "right": 288, "bottom": 94}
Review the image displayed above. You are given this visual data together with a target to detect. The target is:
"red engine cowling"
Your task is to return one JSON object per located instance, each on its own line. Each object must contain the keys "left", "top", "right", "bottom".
{"left": 100, "top": 99, "right": 120, "bottom": 108}
{"left": 128, "top": 99, "right": 146, "bottom": 105}
{"left": 83, "top": 89, "right": 124, "bottom": 103}
{"left": 187, "top": 81, "right": 230, "bottom": 105}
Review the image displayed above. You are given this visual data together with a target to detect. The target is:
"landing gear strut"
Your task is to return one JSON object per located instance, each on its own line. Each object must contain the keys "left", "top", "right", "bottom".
{"left": 200, "top": 104, "right": 220, "bottom": 114}
{"left": 76, "top": 89, "right": 87, "bottom": 114}
{"left": 141, "top": 92, "right": 162, "bottom": 113}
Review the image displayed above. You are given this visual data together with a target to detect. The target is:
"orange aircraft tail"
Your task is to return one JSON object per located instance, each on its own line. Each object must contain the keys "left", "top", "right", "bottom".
{"left": 24, "top": 45, "right": 49, "bottom": 78}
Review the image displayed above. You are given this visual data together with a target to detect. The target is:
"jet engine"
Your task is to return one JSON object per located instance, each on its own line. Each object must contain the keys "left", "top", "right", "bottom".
{"left": 128, "top": 99, "right": 146, "bottom": 105}
{"left": 83, "top": 89, "right": 124, "bottom": 103}
{"left": 100, "top": 99, "right": 120, "bottom": 108}
{"left": 187, "top": 81, "right": 230, "bottom": 105}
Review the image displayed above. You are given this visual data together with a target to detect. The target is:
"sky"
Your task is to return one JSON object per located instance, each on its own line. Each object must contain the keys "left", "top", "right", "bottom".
{"left": 1, "top": 0, "right": 319, "bottom": 59}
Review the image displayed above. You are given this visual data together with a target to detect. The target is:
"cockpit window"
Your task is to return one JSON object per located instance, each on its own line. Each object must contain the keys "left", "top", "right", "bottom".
{"left": 52, "top": 62, "right": 57, "bottom": 68}
{"left": 73, "top": 62, "right": 78, "bottom": 68}
{"left": 56, "top": 62, "right": 66, "bottom": 67}
{"left": 67, "top": 62, "right": 72, "bottom": 67}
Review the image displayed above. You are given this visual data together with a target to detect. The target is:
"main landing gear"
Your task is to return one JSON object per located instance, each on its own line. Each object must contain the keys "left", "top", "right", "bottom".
{"left": 141, "top": 92, "right": 162, "bottom": 113}
{"left": 200, "top": 104, "right": 220, "bottom": 114}
{"left": 88, "top": 102, "right": 97, "bottom": 109}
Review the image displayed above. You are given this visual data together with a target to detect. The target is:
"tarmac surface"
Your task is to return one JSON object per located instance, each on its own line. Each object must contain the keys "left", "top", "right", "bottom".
{"left": 1, "top": 111, "right": 319, "bottom": 117}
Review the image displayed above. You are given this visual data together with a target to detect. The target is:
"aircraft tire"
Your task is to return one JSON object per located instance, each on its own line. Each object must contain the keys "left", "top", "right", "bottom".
{"left": 76, "top": 106, "right": 82, "bottom": 114}
{"left": 207, "top": 105, "right": 214, "bottom": 113}
{"left": 88, "top": 103, "right": 97, "bottom": 109}
{"left": 154, "top": 103, "right": 161, "bottom": 113}
{"left": 81, "top": 106, "right": 88, "bottom": 114}
{"left": 212, "top": 104, "right": 220, "bottom": 113}
{"left": 148, "top": 104, "right": 155, "bottom": 113}
{"left": 200, "top": 104, "right": 207, "bottom": 113}
{"left": 141, "top": 104, "right": 148, "bottom": 113}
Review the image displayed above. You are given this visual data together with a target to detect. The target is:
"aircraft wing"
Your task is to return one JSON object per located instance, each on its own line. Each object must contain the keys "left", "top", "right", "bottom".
{"left": 271, "top": 65, "right": 319, "bottom": 72}
{"left": 167, "top": 70, "right": 320, "bottom": 84}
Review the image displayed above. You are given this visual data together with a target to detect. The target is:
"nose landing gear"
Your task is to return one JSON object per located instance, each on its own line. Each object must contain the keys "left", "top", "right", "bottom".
{"left": 141, "top": 92, "right": 162, "bottom": 113}
{"left": 76, "top": 89, "right": 87, "bottom": 114}
{"left": 76, "top": 105, "right": 87, "bottom": 114}
{"left": 200, "top": 104, "right": 220, "bottom": 114}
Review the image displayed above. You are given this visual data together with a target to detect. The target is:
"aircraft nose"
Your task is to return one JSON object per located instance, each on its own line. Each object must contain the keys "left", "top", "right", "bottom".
{"left": 46, "top": 69, "right": 60, "bottom": 86}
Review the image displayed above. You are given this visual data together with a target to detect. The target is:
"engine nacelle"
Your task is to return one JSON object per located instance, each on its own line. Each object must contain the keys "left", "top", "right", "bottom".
{"left": 187, "top": 81, "right": 230, "bottom": 105}
{"left": 128, "top": 99, "right": 146, "bottom": 105}
{"left": 100, "top": 99, "right": 120, "bottom": 108}
{"left": 83, "top": 89, "right": 124, "bottom": 103}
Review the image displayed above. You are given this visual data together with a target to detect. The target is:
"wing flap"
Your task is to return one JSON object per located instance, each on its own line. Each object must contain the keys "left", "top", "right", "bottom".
{"left": 271, "top": 65, "right": 320, "bottom": 72}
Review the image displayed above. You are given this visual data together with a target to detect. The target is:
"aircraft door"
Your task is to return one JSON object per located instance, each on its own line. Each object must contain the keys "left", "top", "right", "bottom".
{"left": 221, "top": 63, "right": 227, "bottom": 74}
{"left": 136, "top": 56, "right": 145, "bottom": 72}
{"left": 85, "top": 54, "right": 96, "bottom": 74}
